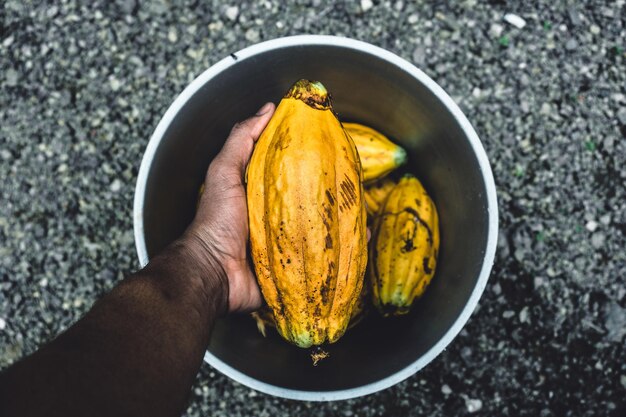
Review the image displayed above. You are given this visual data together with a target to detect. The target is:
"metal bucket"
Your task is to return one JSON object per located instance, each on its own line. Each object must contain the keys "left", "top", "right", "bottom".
{"left": 133, "top": 35, "right": 498, "bottom": 401}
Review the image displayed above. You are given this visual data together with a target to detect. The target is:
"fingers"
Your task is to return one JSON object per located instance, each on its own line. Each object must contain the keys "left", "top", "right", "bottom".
{"left": 214, "top": 102, "right": 275, "bottom": 176}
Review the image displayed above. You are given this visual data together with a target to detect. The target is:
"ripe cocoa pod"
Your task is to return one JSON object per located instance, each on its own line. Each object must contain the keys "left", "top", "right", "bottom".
{"left": 344, "top": 122, "right": 406, "bottom": 183}
{"left": 247, "top": 79, "right": 368, "bottom": 348}
{"left": 370, "top": 174, "right": 439, "bottom": 316}
{"left": 364, "top": 177, "right": 396, "bottom": 216}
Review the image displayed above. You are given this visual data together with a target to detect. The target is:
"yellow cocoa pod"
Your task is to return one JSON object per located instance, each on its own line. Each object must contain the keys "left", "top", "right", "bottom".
{"left": 247, "top": 79, "right": 368, "bottom": 348}
{"left": 370, "top": 174, "right": 439, "bottom": 316}
{"left": 364, "top": 177, "right": 396, "bottom": 216}
{"left": 344, "top": 122, "right": 407, "bottom": 183}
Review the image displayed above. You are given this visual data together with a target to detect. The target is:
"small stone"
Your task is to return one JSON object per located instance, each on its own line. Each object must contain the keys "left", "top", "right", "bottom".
{"left": 503, "top": 310, "right": 515, "bottom": 319}
{"left": 117, "top": 0, "right": 137, "bottom": 15}
{"left": 612, "top": 93, "right": 626, "bottom": 104}
{"left": 2, "top": 36, "right": 14, "bottom": 47}
{"left": 460, "top": 346, "right": 472, "bottom": 362}
{"left": 46, "top": 5, "right": 59, "bottom": 18}
{"left": 540, "top": 102, "right": 552, "bottom": 115}
{"left": 110, "top": 179, "right": 122, "bottom": 192}
{"left": 441, "top": 384, "right": 452, "bottom": 395}
{"left": 0, "top": 317, "right": 6, "bottom": 330}
{"left": 5, "top": 68, "right": 18, "bottom": 86}
{"left": 245, "top": 28, "right": 260, "bottom": 43}
{"left": 225, "top": 5, "right": 239, "bottom": 21}
{"left": 412, "top": 45, "right": 426, "bottom": 66}
{"left": 292, "top": 17, "right": 304, "bottom": 30}
{"left": 534, "top": 277, "right": 544, "bottom": 289}
{"left": 599, "top": 214, "right": 611, "bottom": 225}
{"left": 590, "top": 25, "right": 600, "bottom": 35}
{"left": 591, "top": 232, "right": 605, "bottom": 249}
{"left": 39, "top": 278, "right": 48, "bottom": 287}
{"left": 466, "top": 398, "right": 483, "bottom": 413}
{"left": 435, "top": 12, "right": 460, "bottom": 31}
{"left": 567, "top": 8, "right": 582, "bottom": 26}
{"left": 621, "top": 375, "right": 626, "bottom": 389}
{"left": 617, "top": 108, "right": 626, "bottom": 125}
{"left": 361, "top": 0, "right": 374, "bottom": 12}
{"left": 489, "top": 23, "right": 504, "bottom": 38}
{"left": 520, "top": 100, "right": 530, "bottom": 113}
{"left": 0, "top": 149, "right": 11, "bottom": 160}
{"left": 109, "top": 77, "right": 122, "bottom": 91}
{"left": 492, "top": 282, "right": 502, "bottom": 295}
{"left": 519, "top": 306, "right": 529, "bottom": 323}
{"left": 148, "top": 0, "right": 169, "bottom": 14}
{"left": 168, "top": 27, "right": 178, "bottom": 43}
{"left": 600, "top": 7, "right": 614, "bottom": 17}
{"left": 585, "top": 220, "right": 598, "bottom": 232}
{"left": 408, "top": 14, "right": 419, "bottom": 24}
{"left": 565, "top": 39, "right": 578, "bottom": 50}
{"left": 503, "top": 13, "right": 526, "bottom": 29}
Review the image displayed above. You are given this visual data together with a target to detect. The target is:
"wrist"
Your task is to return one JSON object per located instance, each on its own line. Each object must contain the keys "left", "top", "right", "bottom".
{"left": 145, "top": 235, "right": 229, "bottom": 317}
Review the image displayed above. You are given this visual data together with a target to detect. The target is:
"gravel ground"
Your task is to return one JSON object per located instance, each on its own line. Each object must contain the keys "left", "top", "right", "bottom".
{"left": 1, "top": 0, "right": 625, "bottom": 415}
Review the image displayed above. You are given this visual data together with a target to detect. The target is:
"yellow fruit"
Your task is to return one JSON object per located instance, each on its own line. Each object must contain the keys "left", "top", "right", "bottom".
{"left": 364, "top": 177, "right": 396, "bottom": 216}
{"left": 370, "top": 174, "right": 439, "bottom": 316}
{"left": 247, "top": 79, "right": 368, "bottom": 348}
{"left": 344, "top": 122, "right": 407, "bottom": 183}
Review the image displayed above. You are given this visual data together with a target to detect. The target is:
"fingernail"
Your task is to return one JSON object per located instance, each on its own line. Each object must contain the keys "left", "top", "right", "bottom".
{"left": 255, "top": 102, "right": 273, "bottom": 116}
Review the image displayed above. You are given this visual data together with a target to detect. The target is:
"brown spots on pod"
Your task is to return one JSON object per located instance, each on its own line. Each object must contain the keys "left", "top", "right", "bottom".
{"left": 400, "top": 217, "right": 418, "bottom": 254}
{"left": 320, "top": 280, "right": 330, "bottom": 304}
{"left": 320, "top": 262, "right": 335, "bottom": 305}
{"left": 325, "top": 189, "right": 335, "bottom": 206}
{"left": 327, "top": 261, "right": 335, "bottom": 276}
{"left": 423, "top": 257, "right": 433, "bottom": 274}
{"left": 324, "top": 206, "right": 333, "bottom": 222}
{"left": 403, "top": 206, "right": 434, "bottom": 246}
{"left": 339, "top": 174, "right": 358, "bottom": 212}
{"left": 325, "top": 233, "right": 333, "bottom": 249}
{"left": 321, "top": 205, "right": 332, "bottom": 232}
{"left": 274, "top": 128, "right": 291, "bottom": 150}
{"left": 404, "top": 207, "right": 419, "bottom": 217}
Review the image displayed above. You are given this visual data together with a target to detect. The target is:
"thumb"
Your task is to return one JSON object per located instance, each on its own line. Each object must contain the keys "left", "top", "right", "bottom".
{"left": 228, "top": 263, "right": 263, "bottom": 313}
{"left": 216, "top": 102, "right": 275, "bottom": 175}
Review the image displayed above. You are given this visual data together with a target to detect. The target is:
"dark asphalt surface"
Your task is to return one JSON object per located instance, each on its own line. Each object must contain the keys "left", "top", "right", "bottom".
{"left": 1, "top": 1, "right": 625, "bottom": 415}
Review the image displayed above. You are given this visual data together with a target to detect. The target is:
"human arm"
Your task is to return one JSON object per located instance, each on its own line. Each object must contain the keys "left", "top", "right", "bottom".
{"left": 0, "top": 102, "right": 275, "bottom": 417}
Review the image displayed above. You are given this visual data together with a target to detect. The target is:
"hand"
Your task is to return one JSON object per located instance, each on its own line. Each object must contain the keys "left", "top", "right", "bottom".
{"left": 183, "top": 102, "right": 275, "bottom": 313}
